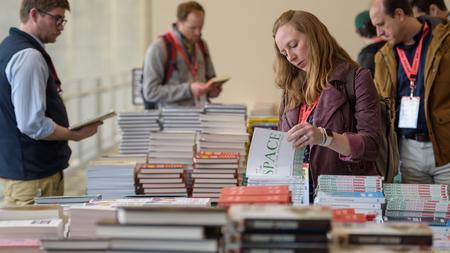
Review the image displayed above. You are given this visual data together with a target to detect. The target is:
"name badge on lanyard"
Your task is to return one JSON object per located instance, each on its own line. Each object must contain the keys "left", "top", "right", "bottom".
{"left": 399, "top": 96, "right": 420, "bottom": 128}
{"left": 396, "top": 23, "right": 429, "bottom": 129}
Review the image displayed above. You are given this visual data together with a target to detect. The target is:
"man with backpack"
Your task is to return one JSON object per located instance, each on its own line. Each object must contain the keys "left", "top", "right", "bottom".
{"left": 142, "top": 1, "right": 221, "bottom": 109}
{"left": 370, "top": 0, "right": 450, "bottom": 186}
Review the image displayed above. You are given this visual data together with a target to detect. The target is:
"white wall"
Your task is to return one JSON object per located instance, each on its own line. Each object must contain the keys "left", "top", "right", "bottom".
{"left": 150, "top": 0, "right": 450, "bottom": 112}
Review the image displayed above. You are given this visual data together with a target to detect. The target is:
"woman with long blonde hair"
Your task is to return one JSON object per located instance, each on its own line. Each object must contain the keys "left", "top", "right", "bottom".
{"left": 274, "top": 10, "right": 381, "bottom": 190}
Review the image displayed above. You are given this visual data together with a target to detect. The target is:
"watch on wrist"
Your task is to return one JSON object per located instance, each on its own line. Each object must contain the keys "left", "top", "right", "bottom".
{"left": 323, "top": 128, "right": 334, "bottom": 147}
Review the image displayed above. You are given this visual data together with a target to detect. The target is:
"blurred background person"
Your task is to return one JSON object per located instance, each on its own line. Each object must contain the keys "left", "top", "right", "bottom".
{"left": 410, "top": 0, "right": 449, "bottom": 19}
{"left": 355, "top": 10, "right": 385, "bottom": 75}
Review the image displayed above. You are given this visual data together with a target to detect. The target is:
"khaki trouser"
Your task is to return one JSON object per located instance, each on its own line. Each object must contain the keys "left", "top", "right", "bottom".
{"left": 400, "top": 138, "right": 450, "bottom": 193}
{"left": 2, "top": 171, "right": 64, "bottom": 206}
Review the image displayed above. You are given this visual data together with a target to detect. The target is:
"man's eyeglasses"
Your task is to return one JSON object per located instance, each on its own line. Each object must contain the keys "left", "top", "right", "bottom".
{"left": 37, "top": 10, "right": 67, "bottom": 27}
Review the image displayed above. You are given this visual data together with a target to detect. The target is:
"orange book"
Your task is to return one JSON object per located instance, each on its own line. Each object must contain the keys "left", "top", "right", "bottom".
{"left": 135, "top": 164, "right": 185, "bottom": 169}
{"left": 196, "top": 151, "right": 240, "bottom": 158}
{"left": 221, "top": 185, "right": 290, "bottom": 196}
{"left": 332, "top": 208, "right": 368, "bottom": 223}
{"left": 218, "top": 194, "right": 291, "bottom": 207}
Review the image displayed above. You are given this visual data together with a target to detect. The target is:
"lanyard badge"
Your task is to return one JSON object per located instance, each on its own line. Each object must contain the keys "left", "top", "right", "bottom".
{"left": 396, "top": 23, "right": 429, "bottom": 129}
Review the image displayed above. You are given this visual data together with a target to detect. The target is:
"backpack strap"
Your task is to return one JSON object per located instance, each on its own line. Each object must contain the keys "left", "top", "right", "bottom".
{"left": 161, "top": 33, "right": 177, "bottom": 84}
{"left": 197, "top": 39, "right": 210, "bottom": 78}
{"left": 344, "top": 67, "right": 356, "bottom": 108}
{"left": 344, "top": 67, "right": 357, "bottom": 133}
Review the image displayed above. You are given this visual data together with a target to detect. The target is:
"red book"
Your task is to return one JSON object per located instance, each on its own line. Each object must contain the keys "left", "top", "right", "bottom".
{"left": 221, "top": 185, "right": 290, "bottom": 196}
{"left": 218, "top": 194, "right": 291, "bottom": 207}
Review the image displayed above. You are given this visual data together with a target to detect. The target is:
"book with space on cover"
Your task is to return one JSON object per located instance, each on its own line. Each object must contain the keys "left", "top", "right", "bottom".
{"left": 246, "top": 128, "right": 300, "bottom": 177}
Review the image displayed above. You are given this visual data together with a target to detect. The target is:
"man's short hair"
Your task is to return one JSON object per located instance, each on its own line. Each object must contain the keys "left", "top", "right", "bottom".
{"left": 410, "top": 0, "right": 448, "bottom": 14}
{"left": 383, "top": 0, "right": 414, "bottom": 17}
{"left": 20, "top": 0, "right": 70, "bottom": 23}
{"left": 355, "top": 10, "right": 378, "bottom": 38}
{"left": 177, "top": 1, "right": 205, "bottom": 22}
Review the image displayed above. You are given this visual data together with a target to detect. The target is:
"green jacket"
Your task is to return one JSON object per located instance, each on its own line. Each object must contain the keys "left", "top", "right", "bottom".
{"left": 374, "top": 17, "right": 450, "bottom": 167}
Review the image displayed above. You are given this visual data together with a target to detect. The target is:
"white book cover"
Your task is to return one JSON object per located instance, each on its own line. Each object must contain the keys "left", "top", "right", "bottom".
{"left": 246, "top": 128, "right": 298, "bottom": 177}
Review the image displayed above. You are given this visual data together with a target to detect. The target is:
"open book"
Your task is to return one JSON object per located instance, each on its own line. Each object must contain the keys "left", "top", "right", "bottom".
{"left": 69, "top": 111, "right": 117, "bottom": 131}
{"left": 246, "top": 128, "right": 302, "bottom": 177}
{"left": 210, "top": 76, "right": 230, "bottom": 86}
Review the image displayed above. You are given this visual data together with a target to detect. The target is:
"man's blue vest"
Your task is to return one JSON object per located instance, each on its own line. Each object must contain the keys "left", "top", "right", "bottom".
{"left": 0, "top": 28, "right": 71, "bottom": 180}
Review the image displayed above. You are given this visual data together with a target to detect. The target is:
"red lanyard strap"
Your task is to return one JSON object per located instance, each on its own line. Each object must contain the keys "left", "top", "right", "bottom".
{"left": 168, "top": 32, "right": 198, "bottom": 79}
{"left": 396, "top": 23, "right": 429, "bottom": 96}
{"left": 298, "top": 97, "right": 320, "bottom": 124}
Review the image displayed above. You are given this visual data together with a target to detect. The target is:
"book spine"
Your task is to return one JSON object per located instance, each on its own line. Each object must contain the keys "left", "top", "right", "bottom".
{"left": 347, "top": 234, "right": 432, "bottom": 246}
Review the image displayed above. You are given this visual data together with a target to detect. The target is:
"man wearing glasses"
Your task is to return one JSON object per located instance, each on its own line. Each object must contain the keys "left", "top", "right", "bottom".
{"left": 0, "top": 0, "right": 100, "bottom": 206}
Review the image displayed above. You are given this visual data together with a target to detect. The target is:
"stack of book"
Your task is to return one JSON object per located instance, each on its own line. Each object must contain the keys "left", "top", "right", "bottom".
{"left": 314, "top": 175, "right": 385, "bottom": 218}
{"left": 134, "top": 163, "right": 188, "bottom": 197}
{"left": 247, "top": 116, "right": 278, "bottom": 141}
{"left": 68, "top": 205, "right": 117, "bottom": 239}
{"left": 199, "top": 113, "right": 247, "bottom": 134}
{"left": 101, "top": 206, "right": 226, "bottom": 252}
{"left": 192, "top": 151, "right": 240, "bottom": 202}
{"left": 384, "top": 183, "right": 449, "bottom": 221}
{"left": 86, "top": 158, "right": 137, "bottom": 199}
{"left": 0, "top": 206, "right": 64, "bottom": 253}
{"left": 331, "top": 222, "right": 433, "bottom": 252}
{"left": 245, "top": 128, "right": 309, "bottom": 205}
{"left": 147, "top": 130, "right": 196, "bottom": 166}
{"left": 197, "top": 131, "right": 249, "bottom": 176}
{"left": 117, "top": 111, "right": 160, "bottom": 154}
{"left": 68, "top": 197, "right": 212, "bottom": 239}
{"left": 383, "top": 183, "right": 450, "bottom": 248}
{"left": 0, "top": 219, "right": 64, "bottom": 240}
{"left": 217, "top": 185, "right": 292, "bottom": 207}
{"left": 224, "top": 205, "right": 331, "bottom": 253}
{"left": 160, "top": 106, "right": 203, "bottom": 131}
{"left": 204, "top": 103, "right": 247, "bottom": 115}
{"left": 245, "top": 176, "right": 308, "bottom": 206}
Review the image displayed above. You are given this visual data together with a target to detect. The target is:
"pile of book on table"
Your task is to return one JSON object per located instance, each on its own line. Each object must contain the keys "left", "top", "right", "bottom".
{"left": 43, "top": 205, "right": 225, "bottom": 253}
{"left": 86, "top": 156, "right": 144, "bottom": 199}
{"left": 192, "top": 151, "right": 240, "bottom": 202}
{"left": 67, "top": 197, "right": 211, "bottom": 239}
{"left": 0, "top": 205, "right": 65, "bottom": 253}
{"left": 314, "top": 175, "right": 385, "bottom": 219}
{"left": 117, "top": 111, "right": 160, "bottom": 154}
{"left": 134, "top": 163, "right": 188, "bottom": 197}
{"left": 224, "top": 205, "right": 331, "bottom": 253}
{"left": 147, "top": 130, "right": 196, "bottom": 166}
{"left": 383, "top": 183, "right": 450, "bottom": 249}
{"left": 40, "top": 198, "right": 214, "bottom": 252}
{"left": 331, "top": 221, "right": 433, "bottom": 252}
{"left": 217, "top": 185, "right": 291, "bottom": 207}
{"left": 160, "top": 106, "right": 203, "bottom": 131}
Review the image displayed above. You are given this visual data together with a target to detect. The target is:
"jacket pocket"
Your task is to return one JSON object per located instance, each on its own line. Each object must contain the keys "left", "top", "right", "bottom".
{"left": 435, "top": 108, "right": 450, "bottom": 125}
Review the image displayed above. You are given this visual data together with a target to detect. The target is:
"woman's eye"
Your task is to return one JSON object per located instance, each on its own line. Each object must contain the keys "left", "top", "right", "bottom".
{"left": 289, "top": 42, "right": 297, "bottom": 49}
